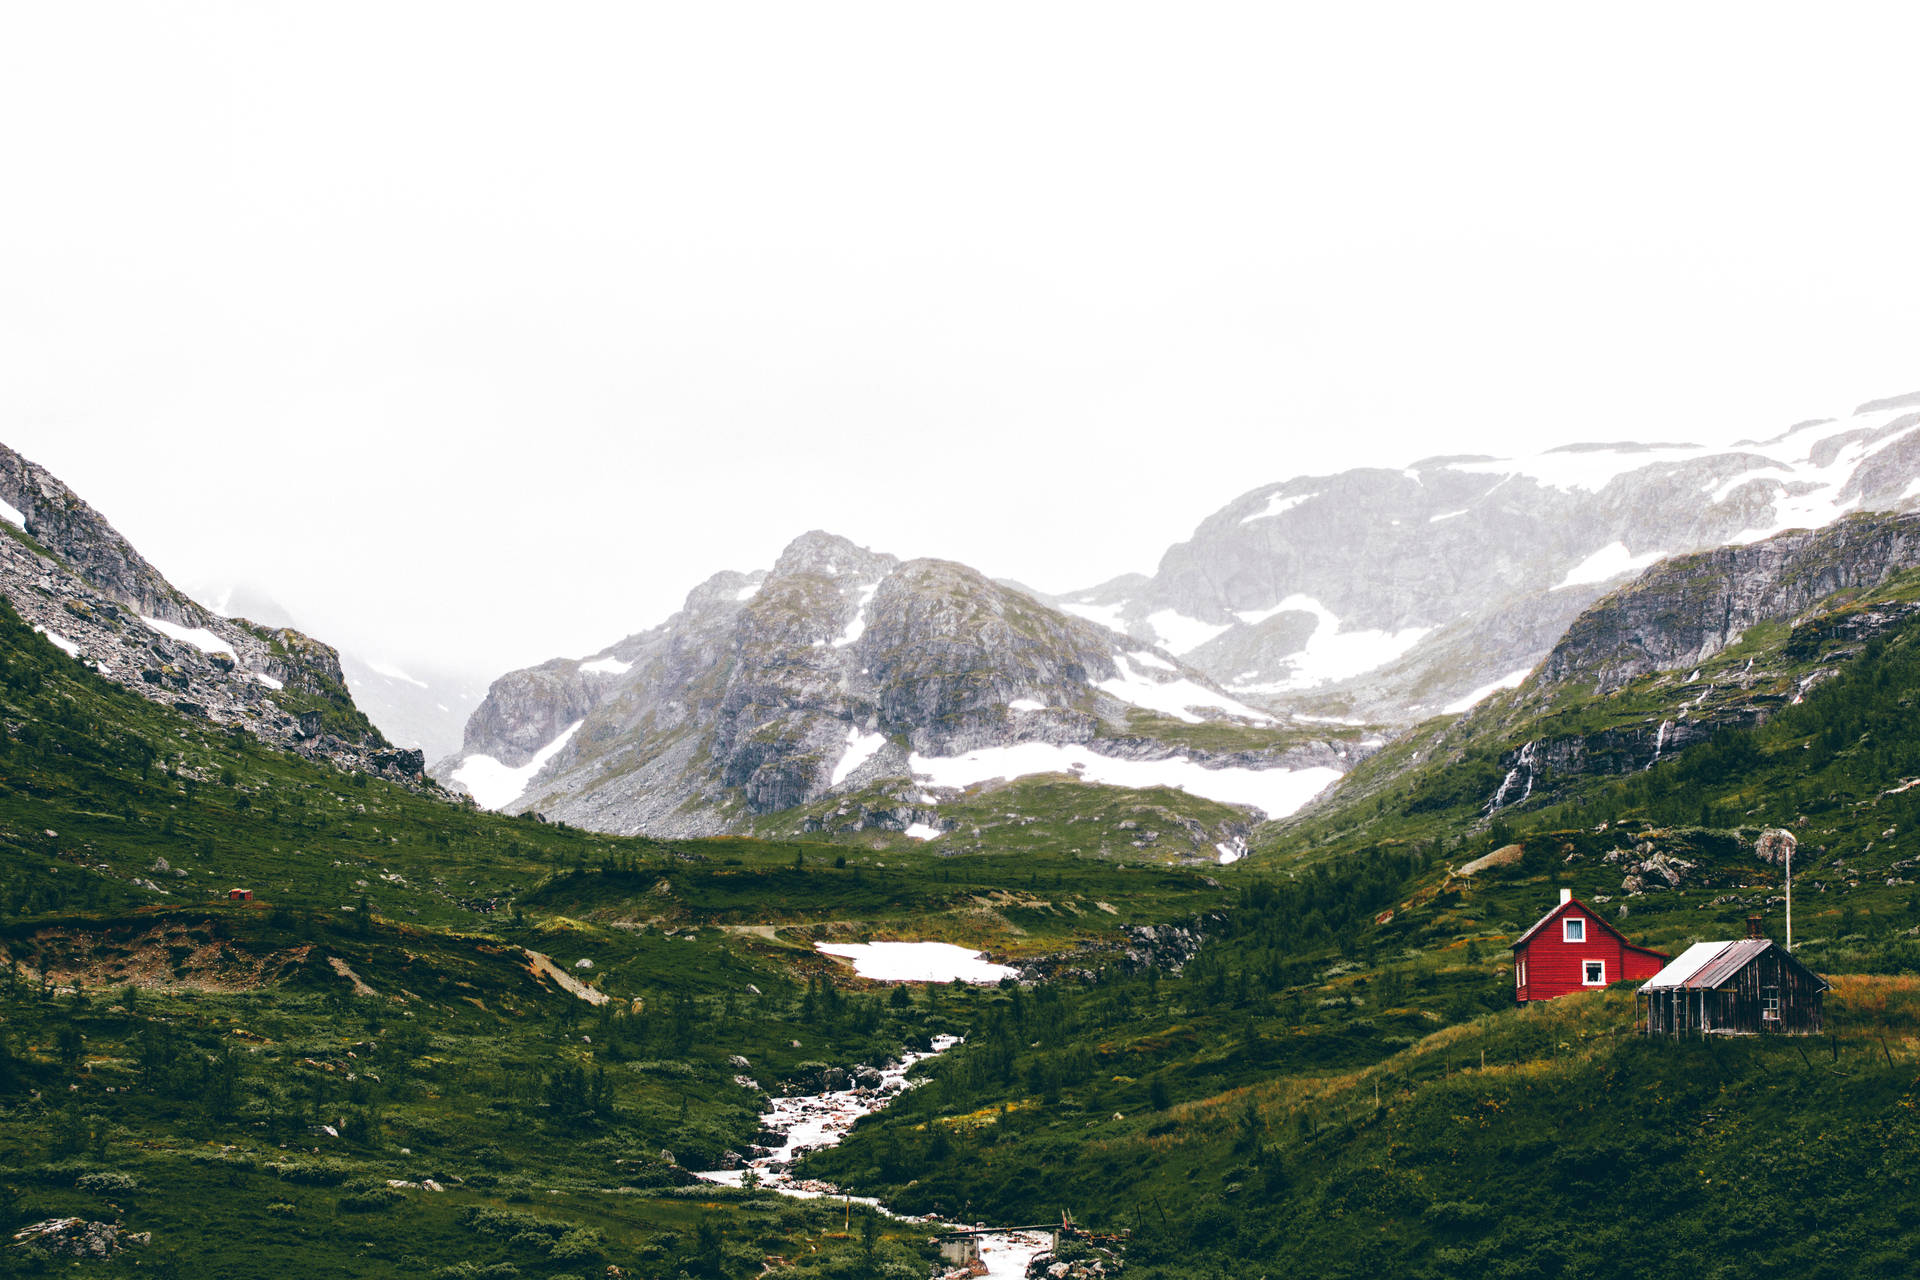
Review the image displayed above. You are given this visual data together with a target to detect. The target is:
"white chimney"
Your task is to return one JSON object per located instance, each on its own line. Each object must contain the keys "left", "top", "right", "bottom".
{"left": 1559, "top": 888, "right": 1573, "bottom": 906}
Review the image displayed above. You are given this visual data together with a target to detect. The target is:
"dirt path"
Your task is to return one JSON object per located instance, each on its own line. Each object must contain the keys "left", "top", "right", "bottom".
{"left": 523, "top": 948, "right": 611, "bottom": 1005}
{"left": 326, "top": 956, "right": 378, "bottom": 997}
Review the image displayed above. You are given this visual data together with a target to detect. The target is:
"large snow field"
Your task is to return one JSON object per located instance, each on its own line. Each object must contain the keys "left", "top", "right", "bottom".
{"left": 452, "top": 720, "right": 584, "bottom": 809}
{"left": 908, "top": 741, "right": 1342, "bottom": 820}
{"left": 1144, "top": 608, "right": 1232, "bottom": 654}
{"left": 815, "top": 941, "right": 1017, "bottom": 983}
{"left": 1228, "top": 595, "right": 1430, "bottom": 692}
{"left": 0, "top": 496, "right": 24, "bottom": 527}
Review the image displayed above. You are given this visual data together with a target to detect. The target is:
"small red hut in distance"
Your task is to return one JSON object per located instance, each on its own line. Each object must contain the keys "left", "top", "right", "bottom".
{"left": 1510, "top": 889, "right": 1667, "bottom": 1003}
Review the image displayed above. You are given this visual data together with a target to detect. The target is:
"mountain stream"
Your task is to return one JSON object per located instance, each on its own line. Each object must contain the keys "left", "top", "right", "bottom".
{"left": 695, "top": 1034, "right": 1052, "bottom": 1279}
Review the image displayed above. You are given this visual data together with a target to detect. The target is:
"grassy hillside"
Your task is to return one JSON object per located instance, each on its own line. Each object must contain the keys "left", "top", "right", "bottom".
{"left": 12, "top": 570, "right": 1920, "bottom": 1278}
{"left": 0, "top": 598, "right": 1215, "bottom": 1277}
{"left": 797, "top": 601, "right": 1920, "bottom": 1278}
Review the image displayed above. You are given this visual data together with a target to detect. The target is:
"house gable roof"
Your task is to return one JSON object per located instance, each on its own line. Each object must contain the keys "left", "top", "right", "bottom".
{"left": 1510, "top": 895, "right": 1667, "bottom": 958}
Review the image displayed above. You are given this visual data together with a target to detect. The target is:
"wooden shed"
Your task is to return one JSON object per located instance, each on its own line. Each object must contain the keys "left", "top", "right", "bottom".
{"left": 1638, "top": 920, "right": 1827, "bottom": 1036}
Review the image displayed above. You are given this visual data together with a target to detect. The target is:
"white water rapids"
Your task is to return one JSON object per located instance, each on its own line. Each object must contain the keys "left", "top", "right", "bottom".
{"left": 694, "top": 1034, "right": 1053, "bottom": 1278}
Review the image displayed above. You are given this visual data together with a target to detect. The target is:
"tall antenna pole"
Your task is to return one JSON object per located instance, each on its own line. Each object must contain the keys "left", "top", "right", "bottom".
{"left": 1786, "top": 839, "right": 1793, "bottom": 953}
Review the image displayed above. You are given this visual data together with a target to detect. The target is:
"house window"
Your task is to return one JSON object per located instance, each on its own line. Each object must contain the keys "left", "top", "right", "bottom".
{"left": 1583, "top": 960, "right": 1605, "bottom": 986}
{"left": 1516, "top": 958, "right": 1526, "bottom": 988}
{"left": 1563, "top": 917, "right": 1585, "bottom": 943}
{"left": 1762, "top": 985, "right": 1780, "bottom": 1022}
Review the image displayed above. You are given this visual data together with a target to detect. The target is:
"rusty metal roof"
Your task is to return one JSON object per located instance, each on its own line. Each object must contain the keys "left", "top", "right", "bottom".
{"left": 1640, "top": 938, "right": 1827, "bottom": 992}
{"left": 1640, "top": 942, "right": 1727, "bottom": 990}
{"left": 1684, "top": 939, "right": 1772, "bottom": 988}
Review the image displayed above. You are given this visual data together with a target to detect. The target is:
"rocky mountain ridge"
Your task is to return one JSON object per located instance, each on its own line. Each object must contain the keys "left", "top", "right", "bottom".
{"left": 1051, "top": 393, "right": 1920, "bottom": 725}
{"left": 440, "top": 531, "right": 1348, "bottom": 837}
{"left": 1286, "top": 510, "right": 1920, "bottom": 834}
{"left": 0, "top": 443, "right": 427, "bottom": 784}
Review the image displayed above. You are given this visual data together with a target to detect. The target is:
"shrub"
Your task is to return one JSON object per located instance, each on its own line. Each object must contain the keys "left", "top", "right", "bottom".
{"left": 75, "top": 1171, "right": 138, "bottom": 1196}
{"left": 338, "top": 1179, "right": 405, "bottom": 1212}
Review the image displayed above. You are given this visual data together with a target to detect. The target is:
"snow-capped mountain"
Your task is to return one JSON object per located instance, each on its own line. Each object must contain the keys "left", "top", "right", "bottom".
{"left": 438, "top": 532, "right": 1349, "bottom": 836}
{"left": 1053, "top": 391, "right": 1920, "bottom": 724}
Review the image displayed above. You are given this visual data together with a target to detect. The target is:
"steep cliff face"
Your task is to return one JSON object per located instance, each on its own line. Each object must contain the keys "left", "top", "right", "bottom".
{"left": 0, "top": 442, "right": 424, "bottom": 784}
{"left": 1053, "top": 396, "right": 1920, "bottom": 724}
{"left": 442, "top": 532, "right": 1346, "bottom": 836}
{"left": 1538, "top": 512, "right": 1920, "bottom": 694}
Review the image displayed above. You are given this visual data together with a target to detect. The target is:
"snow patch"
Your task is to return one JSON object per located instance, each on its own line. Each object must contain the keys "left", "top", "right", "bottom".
{"left": 1555, "top": 543, "right": 1666, "bottom": 589}
{"left": 830, "top": 583, "right": 879, "bottom": 648}
{"left": 903, "top": 822, "right": 943, "bottom": 841}
{"left": 734, "top": 582, "right": 761, "bottom": 602}
{"left": 1234, "top": 595, "right": 1430, "bottom": 691}
{"left": 1216, "top": 838, "right": 1248, "bottom": 865}
{"left": 909, "top": 742, "right": 1342, "bottom": 820}
{"left": 1728, "top": 409, "right": 1920, "bottom": 543}
{"left": 830, "top": 725, "right": 887, "bottom": 787}
{"left": 1007, "top": 698, "right": 1047, "bottom": 712}
{"left": 1448, "top": 443, "right": 1715, "bottom": 492}
{"left": 1060, "top": 600, "right": 1129, "bottom": 632}
{"left": 1708, "top": 466, "right": 1786, "bottom": 504}
{"left": 140, "top": 615, "right": 234, "bottom": 657}
{"left": 250, "top": 671, "right": 285, "bottom": 690}
{"left": 815, "top": 941, "right": 1016, "bottom": 983}
{"left": 451, "top": 721, "right": 584, "bottom": 810}
{"left": 1240, "top": 491, "right": 1316, "bottom": 524}
{"left": 579, "top": 655, "right": 632, "bottom": 675}
{"left": 0, "top": 496, "right": 24, "bottom": 528}
{"left": 1428, "top": 509, "right": 1469, "bottom": 523}
{"left": 33, "top": 627, "right": 80, "bottom": 658}
{"left": 1144, "top": 609, "right": 1232, "bottom": 655}
{"left": 1442, "top": 667, "right": 1532, "bottom": 714}
{"left": 365, "top": 659, "right": 427, "bottom": 687}
{"left": 1097, "top": 654, "right": 1274, "bottom": 725}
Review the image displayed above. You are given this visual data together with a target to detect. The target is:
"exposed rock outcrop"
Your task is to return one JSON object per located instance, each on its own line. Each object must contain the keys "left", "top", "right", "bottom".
{"left": 1540, "top": 512, "right": 1920, "bottom": 694}
{"left": 0, "top": 442, "right": 425, "bottom": 786}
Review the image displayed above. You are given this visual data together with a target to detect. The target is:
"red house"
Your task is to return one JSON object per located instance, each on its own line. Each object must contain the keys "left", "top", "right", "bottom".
{"left": 1510, "top": 889, "right": 1667, "bottom": 1003}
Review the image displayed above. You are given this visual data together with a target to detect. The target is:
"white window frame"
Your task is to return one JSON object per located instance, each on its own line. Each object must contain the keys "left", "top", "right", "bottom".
{"left": 1516, "top": 958, "right": 1527, "bottom": 988}
{"left": 1563, "top": 917, "right": 1585, "bottom": 943}
{"left": 1582, "top": 959, "right": 1606, "bottom": 986}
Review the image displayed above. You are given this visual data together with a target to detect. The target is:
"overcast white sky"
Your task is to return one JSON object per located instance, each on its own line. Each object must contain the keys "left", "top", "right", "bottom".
{"left": 5, "top": 4, "right": 1920, "bottom": 678}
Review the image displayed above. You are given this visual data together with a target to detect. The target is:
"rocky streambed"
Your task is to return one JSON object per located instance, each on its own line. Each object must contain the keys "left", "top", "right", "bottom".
{"left": 694, "top": 1035, "right": 1057, "bottom": 1279}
